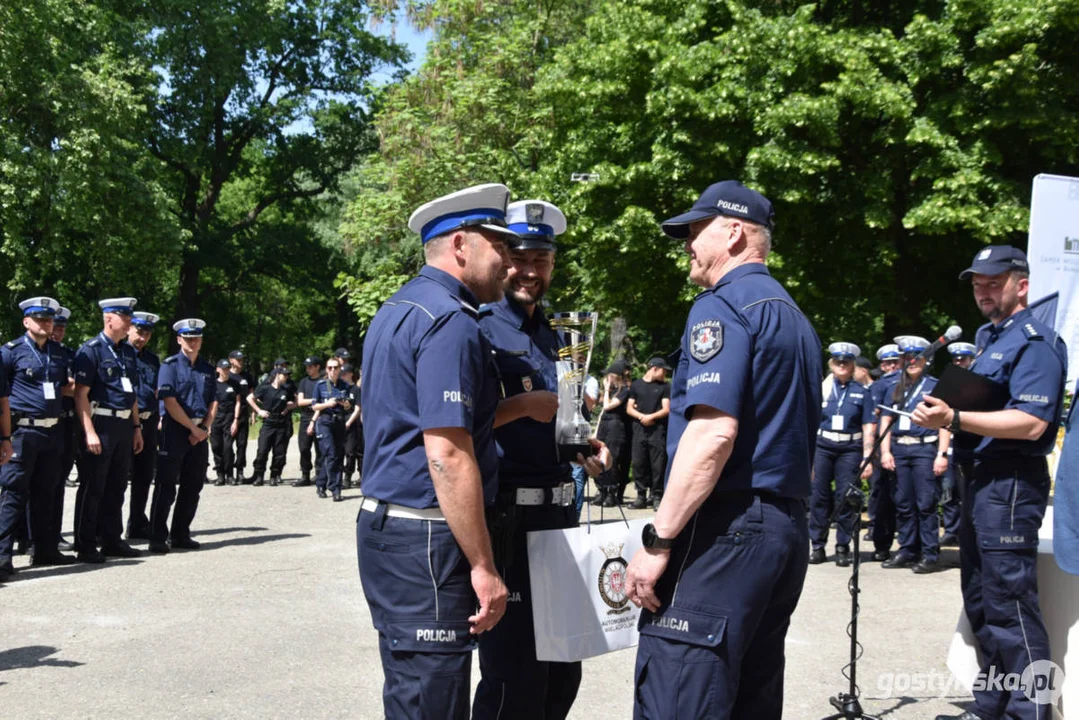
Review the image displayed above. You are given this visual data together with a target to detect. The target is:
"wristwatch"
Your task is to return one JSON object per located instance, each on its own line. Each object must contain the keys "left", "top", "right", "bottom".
{"left": 642, "top": 523, "right": 676, "bottom": 550}
{"left": 949, "top": 409, "right": 961, "bottom": 433}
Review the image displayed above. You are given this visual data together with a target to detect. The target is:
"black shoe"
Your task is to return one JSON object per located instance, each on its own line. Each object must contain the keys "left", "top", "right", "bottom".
{"left": 252, "top": 477, "right": 264, "bottom": 487}
{"left": 317, "top": 488, "right": 327, "bottom": 499}
{"left": 333, "top": 490, "right": 343, "bottom": 502}
{"left": 934, "top": 712, "right": 983, "bottom": 720}
{"left": 76, "top": 549, "right": 107, "bottom": 564}
{"left": 148, "top": 541, "right": 170, "bottom": 554}
{"left": 912, "top": 558, "right": 940, "bottom": 574}
{"left": 871, "top": 550, "right": 890, "bottom": 562}
{"left": 342, "top": 477, "right": 352, "bottom": 490}
{"left": 269, "top": 476, "right": 280, "bottom": 487}
{"left": 294, "top": 479, "right": 311, "bottom": 487}
{"left": 628, "top": 497, "right": 648, "bottom": 510}
{"left": 835, "top": 546, "right": 851, "bottom": 568}
{"left": 57, "top": 540, "right": 74, "bottom": 552}
{"left": 940, "top": 534, "right": 959, "bottom": 547}
{"left": 809, "top": 548, "right": 826, "bottom": 565}
{"left": 170, "top": 537, "right": 201, "bottom": 550}
{"left": 14, "top": 542, "right": 29, "bottom": 556}
{"left": 31, "top": 552, "right": 78, "bottom": 567}
{"left": 0, "top": 564, "right": 13, "bottom": 582}
{"left": 862, "top": 531, "right": 873, "bottom": 541}
{"left": 214, "top": 475, "right": 226, "bottom": 487}
{"left": 652, "top": 496, "right": 663, "bottom": 511}
{"left": 126, "top": 525, "right": 150, "bottom": 541}
{"left": 102, "top": 541, "right": 141, "bottom": 558}
{"left": 882, "top": 553, "right": 916, "bottom": 569}
{"left": 601, "top": 496, "right": 619, "bottom": 508}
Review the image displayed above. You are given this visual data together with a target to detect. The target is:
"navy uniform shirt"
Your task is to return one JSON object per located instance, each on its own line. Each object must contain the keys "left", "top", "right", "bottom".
{"left": 818, "top": 377, "right": 874, "bottom": 444}
{"left": 967, "top": 307, "right": 1067, "bottom": 458}
{"left": 314, "top": 378, "right": 351, "bottom": 422}
{"left": 886, "top": 373, "right": 939, "bottom": 439}
{"left": 1, "top": 334, "right": 70, "bottom": 418}
{"left": 361, "top": 266, "right": 500, "bottom": 509}
{"left": 667, "top": 264, "right": 822, "bottom": 499}
{"left": 74, "top": 333, "right": 139, "bottom": 411}
{"left": 157, "top": 353, "right": 216, "bottom": 420}
{"left": 134, "top": 348, "right": 160, "bottom": 415}
{"left": 479, "top": 296, "right": 566, "bottom": 486}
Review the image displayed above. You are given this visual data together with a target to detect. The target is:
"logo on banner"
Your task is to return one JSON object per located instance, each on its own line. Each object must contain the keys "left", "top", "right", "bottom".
{"left": 1065, "top": 236, "right": 1079, "bottom": 255}
{"left": 597, "top": 542, "right": 631, "bottom": 615}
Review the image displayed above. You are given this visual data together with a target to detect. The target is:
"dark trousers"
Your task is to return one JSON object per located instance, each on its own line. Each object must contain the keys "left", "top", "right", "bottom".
{"left": 958, "top": 458, "right": 1052, "bottom": 720}
{"left": 128, "top": 416, "right": 157, "bottom": 532}
{"left": 358, "top": 503, "right": 478, "bottom": 720}
{"left": 941, "top": 461, "right": 961, "bottom": 537}
{"left": 297, "top": 415, "right": 320, "bottom": 475}
{"left": 809, "top": 442, "right": 861, "bottom": 550}
{"left": 871, "top": 465, "right": 897, "bottom": 554}
{"left": 892, "top": 446, "right": 940, "bottom": 561}
{"left": 634, "top": 492, "right": 808, "bottom": 720}
{"left": 596, "top": 425, "right": 630, "bottom": 499}
{"left": 209, "top": 419, "right": 235, "bottom": 478}
{"left": 473, "top": 502, "right": 581, "bottom": 720}
{"left": 343, "top": 421, "right": 363, "bottom": 481}
{"left": 314, "top": 419, "right": 345, "bottom": 492}
{"left": 631, "top": 426, "right": 667, "bottom": 499}
{"left": 0, "top": 425, "right": 64, "bottom": 562}
{"left": 74, "top": 416, "right": 134, "bottom": 549}
{"left": 233, "top": 416, "right": 250, "bottom": 473}
{"left": 252, "top": 423, "right": 289, "bottom": 478}
{"left": 54, "top": 413, "right": 78, "bottom": 540}
{"left": 150, "top": 418, "right": 209, "bottom": 543}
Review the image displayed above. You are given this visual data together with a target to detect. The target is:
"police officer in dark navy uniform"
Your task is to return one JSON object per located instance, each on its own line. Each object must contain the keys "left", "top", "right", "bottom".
{"left": 227, "top": 350, "right": 253, "bottom": 482}
{"left": 938, "top": 341, "right": 976, "bottom": 547}
{"left": 472, "top": 199, "right": 611, "bottom": 720}
{"left": 310, "top": 357, "right": 351, "bottom": 500}
{"left": 126, "top": 311, "right": 161, "bottom": 539}
{"left": 148, "top": 319, "right": 218, "bottom": 554}
{"left": 73, "top": 297, "right": 145, "bottom": 562}
{"left": 0, "top": 297, "right": 76, "bottom": 577}
{"left": 914, "top": 246, "right": 1067, "bottom": 720}
{"left": 809, "top": 342, "right": 875, "bottom": 567}
{"left": 867, "top": 344, "right": 901, "bottom": 561}
{"left": 357, "top": 183, "right": 515, "bottom": 720}
{"left": 625, "top": 181, "right": 822, "bottom": 719}
{"left": 51, "top": 307, "right": 77, "bottom": 550}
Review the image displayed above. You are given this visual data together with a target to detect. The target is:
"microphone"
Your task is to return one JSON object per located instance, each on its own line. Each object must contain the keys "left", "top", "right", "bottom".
{"left": 918, "top": 325, "right": 962, "bottom": 360}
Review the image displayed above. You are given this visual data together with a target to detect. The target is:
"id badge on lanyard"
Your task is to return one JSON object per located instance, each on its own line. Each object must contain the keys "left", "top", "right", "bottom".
{"left": 121, "top": 376, "right": 134, "bottom": 393}
{"left": 43, "top": 382, "right": 56, "bottom": 400}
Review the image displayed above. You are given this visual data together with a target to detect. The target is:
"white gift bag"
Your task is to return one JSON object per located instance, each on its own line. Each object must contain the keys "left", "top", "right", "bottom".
{"left": 527, "top": 517, "right": 648, "bottom": 662}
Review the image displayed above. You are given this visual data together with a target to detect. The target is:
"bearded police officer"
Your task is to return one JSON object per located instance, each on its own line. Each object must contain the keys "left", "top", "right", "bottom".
{"left": 357, "top": 184, "right": 514, "bottom": 720}
{"left": 149, "top": 319, "right": 217, "bottom": 554}
{"left": 472, "top": 199, "right": 611, "bottom": 719}
{"left": 73, "top": 297, "right": 144, "bottom": 562}
{"left": 126, "top": 311, "right": 161, "bottom": 539}
{"left": 0, "top": 297, "right": 75, "bottom": 577}
{"left": 626, "top": 181, "right": 822, "bottom": 718}
{"left": 914, "top": 246, "right": 1067, "bottom": 720}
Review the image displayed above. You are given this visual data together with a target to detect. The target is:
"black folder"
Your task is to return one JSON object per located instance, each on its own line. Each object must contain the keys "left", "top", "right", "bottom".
{"left": 929, "top": 364, "right": 1010, "bottom": 412}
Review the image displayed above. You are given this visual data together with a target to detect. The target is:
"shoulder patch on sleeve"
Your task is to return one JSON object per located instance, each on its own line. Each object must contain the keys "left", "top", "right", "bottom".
{"left": 1022, "top": 323, "right": 1043, "bottom": 340}
{"left": 690, "top": 319, "right": 724, "bottom": 362}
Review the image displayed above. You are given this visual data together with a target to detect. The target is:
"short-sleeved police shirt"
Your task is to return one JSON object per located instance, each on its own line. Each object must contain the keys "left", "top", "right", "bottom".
{"left": 74, "top": 333, "right": 139, "bottom": 410}
{"left": 134, "top": 348, "right": 160, "bottom": 415}
{"left": 667, "top": 263, "right": 822, "bottom": 499}
{"left": 885, "top": 373, "right": 939, "bottom": 439}
{"left": 818, "top": 377, "right": 874, "bottom": 441}
{"left": 1, "top": 335, "right": 69, "bottom": 418}
{"left": 361, "top": 266, "right": 500, "bottom": 509}
{"left": 157, "top": 353, "right": 216, "bottom": 420}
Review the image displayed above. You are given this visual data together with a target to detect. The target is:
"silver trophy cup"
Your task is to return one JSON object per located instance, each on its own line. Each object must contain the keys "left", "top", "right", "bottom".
{"left": 549, "top": 311, "right": 599, "bottom": 462}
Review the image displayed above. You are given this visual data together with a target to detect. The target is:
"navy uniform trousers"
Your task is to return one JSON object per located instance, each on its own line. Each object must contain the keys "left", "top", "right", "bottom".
{"left": 809, "top": 440, "right": 860, "bottom": 550}
{"left": 127, "top": 414, "right": 158, "bottom": 534}
{"left": 314, "top": 418, "right": 345, "bottom": 493}
{"left": 149, "top": 417, "right": 209, "bottom": 543}
{"left": 892, "top": 444, "right": 941, "bottom": 562}
{"left": 957, "top": 457, "right": 1052, "bottom": 720}
{"left": 634, "top": 491, "right": 808, "bottom": 720}
{"left": 53, "top": 410, "right": 78, "bottom": 542}
{"left": 0, "top": 425, "right": 64, "bottom": 561}
{"left": 940, "top": 461, "right": 961, "bottom": 538}
{"left": 473, "top": 501, "right": 581, "bottom": 720}
{"left": 870, "top": 463, "right": 897, "bottom": 554}
{"left": 357, "top": 502, "right": 478, "bottom": 720}
{"left": 73, "top": 416, "right": 133, "bottom": 550}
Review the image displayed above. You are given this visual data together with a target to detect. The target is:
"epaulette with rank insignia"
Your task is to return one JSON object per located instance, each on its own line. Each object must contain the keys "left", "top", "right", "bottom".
{"left": 1022, "top": 323, "right": 1043, "bottom": 340}
{"left": 5, "top": 340, "right": 18, "bottom": 349}
{"left": 163, "top": 356, "right": 178, "bottom": 364}
{"left": 87, "top": 337, "right": 100, "bottom": 347}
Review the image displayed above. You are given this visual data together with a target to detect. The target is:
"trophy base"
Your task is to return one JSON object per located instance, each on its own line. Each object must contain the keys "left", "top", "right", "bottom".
{"left": 558, "top": 442, "right": 595, "bottom": 463}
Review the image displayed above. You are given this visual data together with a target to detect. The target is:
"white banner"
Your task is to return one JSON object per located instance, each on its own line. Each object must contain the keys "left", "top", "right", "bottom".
{"left": 1028, "top": 173, "right": 1079, "bottom": 385}
{"left": 527, "top": 518, "right": 647, "bottom": 662}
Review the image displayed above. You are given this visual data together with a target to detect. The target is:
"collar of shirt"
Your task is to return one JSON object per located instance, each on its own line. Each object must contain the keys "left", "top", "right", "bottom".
{"left": 492, "top": 296, "right": 549, "bottom": 334}
{"left": 987, "top": 307, "right": 1031, "bottom": 342}
{"left": 697, "top": 261, "right": 770, "bottom": 298}
{"left": 419, "top": 265, "right": 481, "bottom": 314}
{"left": 98, "top": 332, "right": 123, "bottom": 350}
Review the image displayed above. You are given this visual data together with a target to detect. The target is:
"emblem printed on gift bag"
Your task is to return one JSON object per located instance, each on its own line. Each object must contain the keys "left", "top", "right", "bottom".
{"left": 597, "top": 542, "right": 631, "bottom": 615}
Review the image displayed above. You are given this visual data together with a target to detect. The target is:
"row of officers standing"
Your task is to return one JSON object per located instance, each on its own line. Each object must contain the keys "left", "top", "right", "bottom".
{"left": 0, "top": 296, "right": 364, "bottom": 583}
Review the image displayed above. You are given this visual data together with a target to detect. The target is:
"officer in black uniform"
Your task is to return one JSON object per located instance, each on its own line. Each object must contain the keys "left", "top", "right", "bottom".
{"left": 626, "top": 357, "right": 671, "bottom": 509}
{"left": 227, "top": 350, "right": 253, "bottom": 483}
{"left": 72, "top": 297, "right": 144, "bottom": 562}
{"left": 594, "top": 359, "right": 633, "bottom": 507}
{"left": 914, "top": 246, "right": 1067, "bottom": 720}
{"left": 248, "top": 366, "right": 295, "bottom": 486}
{"left": 340, "top": 364, "right": 363, "bottom": 489}
{"left": 294, "top": 356, "right": 322, "bottom": 487}
{"left": 0, "top": 297, "right": 76, "bottom": 577}
{"left": 357, "top": 183, "right": 515, "bottom": 720}
{"left": 126, "top": 311, "right": 160, "bottom": 539}
{"left": 51, "top": 307, "right": 77, "bottom": 550}
{"left": 626, "top": 181, "right": 821, "bottom": 718}
{"left": 149, "top": 319, "right": 218, "bottom": 554}
{"left": 472, "top": 199, "right": 611, "bottom": 719}
{"left": 310, "top": 358, "right": 351, "bottom": 501}
{"left": 210, "top": 359, "right": 240, "bottom": 486}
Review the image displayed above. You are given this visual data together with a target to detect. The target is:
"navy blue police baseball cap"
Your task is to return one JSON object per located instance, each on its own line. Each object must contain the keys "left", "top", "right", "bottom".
{"left": 959, "top": 245, "right": 1030, "bottom": 279}
{"left": 661, "top": 180, "right": 776, "bottom": 239}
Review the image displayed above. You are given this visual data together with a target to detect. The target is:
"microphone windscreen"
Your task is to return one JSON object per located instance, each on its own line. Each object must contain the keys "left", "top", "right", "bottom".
{"left": 945, "top": 325, "right": 963, "bottom": 341}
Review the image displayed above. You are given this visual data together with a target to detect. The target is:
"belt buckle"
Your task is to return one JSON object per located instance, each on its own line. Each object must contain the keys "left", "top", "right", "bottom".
{"left": 558, "top": 482, "right": 572, "bottom": 506}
